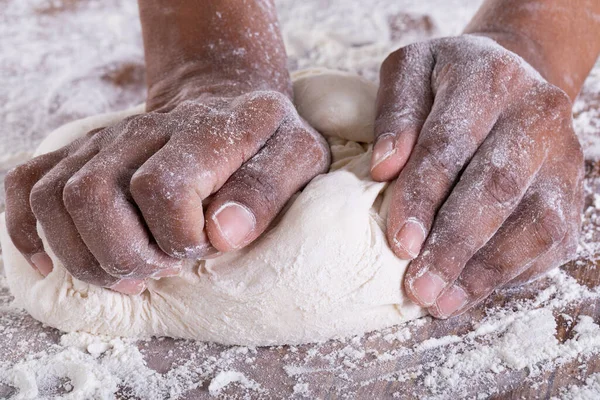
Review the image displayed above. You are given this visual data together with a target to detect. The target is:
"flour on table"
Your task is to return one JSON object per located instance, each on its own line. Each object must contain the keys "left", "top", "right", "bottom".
{"left": 0, "top": 69, "right": 425, "bottom": 346}
{"left": 207, "top": 371, "right": 261, "bottom": 396}
{"left": 556, "top": 373, "right": 600, "bottom": 400}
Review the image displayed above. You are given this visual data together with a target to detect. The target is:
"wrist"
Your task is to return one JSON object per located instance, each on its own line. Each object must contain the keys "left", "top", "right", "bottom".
{"left": 464, "top": 30, "right": 551, "bottom": 82}
{"left": 463, "top": 0, "right": 600, "bottom": 101}
{"left": 139, "top": 0, "right": 291, "bottom": 111}
{"left": 145, "top": 60, "right": 292, "bottom": 112}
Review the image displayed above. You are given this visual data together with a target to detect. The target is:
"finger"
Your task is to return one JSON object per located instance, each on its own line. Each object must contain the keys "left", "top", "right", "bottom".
{"left": 507, "top": 182, "right": 582, "bottom": 288}
{"left": 385, "top": 42, "right": 534, "bottom": 262}
{"left": 131, "top": 92, "right": 294, "bottom": 258}
{"left": 205, "top": 117, "right": 330, "bottom": 252}
{"left": 63, "top": 114, "right": 181, "bottom": 280}
{"left": 428, "top": 190, "right": 569, "bottom": 318}
{"left": 371, "top": 43, "right": 434, "bottom": 181}
{"left": 505, "top": 232, "right": 575, "bottom": 287}
{"left": 386, "top": 86, "right": 509, "bottom": 265}
{"left": 503, "top": 101, "right": 585, "bottom": 288}
{"left": 4, "top": 137, "right": 86, "bottom": 274}
{"left": 401, "top": 114, "right": 547, "bottom": 307}
{"left": 30, "top": 130, "right": 121, "bottom": 286}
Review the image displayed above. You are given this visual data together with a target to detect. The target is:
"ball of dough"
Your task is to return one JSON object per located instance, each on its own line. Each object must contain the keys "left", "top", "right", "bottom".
{"left": 292, "top": 68, "right": 377, "bottom": 143}
{"left": 0, "top": 70, "right": 424, "bottom": 346}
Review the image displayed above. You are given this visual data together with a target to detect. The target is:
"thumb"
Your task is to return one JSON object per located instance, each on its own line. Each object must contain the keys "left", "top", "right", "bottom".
{"left": 371, "top": 43, "right": 435, "bottom": 181}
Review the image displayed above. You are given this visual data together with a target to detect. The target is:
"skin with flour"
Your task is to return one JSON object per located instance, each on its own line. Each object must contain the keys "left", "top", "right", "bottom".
{"left": 3, "top": 0, "right": 600, "bottom": 317}
{"left": 5, "top": 0, "right": 330, "bottom": 294}
{"left": 371, "top": 0, "right": 600, "bottom": 318}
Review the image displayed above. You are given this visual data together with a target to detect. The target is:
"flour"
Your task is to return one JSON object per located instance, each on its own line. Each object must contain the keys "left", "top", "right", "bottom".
{"left": 2, "top": 0, "right": 600, "bottom": 398}
{"left": 207, "top": 371, "right": 261, "bottom": 396}
{"left": 573, "top": 63, "right": 600, "bottom": 160}
{"left": 1, "top": 268, "right": 599, "bottom": 398}
{"left": 0, "top": 332, "right": 206, "bottom": 399}
{"left": 556, "top": 373, "right": 600, "bottom": 400}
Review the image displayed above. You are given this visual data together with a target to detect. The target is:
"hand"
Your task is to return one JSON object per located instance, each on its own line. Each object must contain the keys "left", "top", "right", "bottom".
{"left": 372, "top": 35, "right": 584, "bottom": 318}
{"left": 5, "top": 0, "right": 330, "bottom": 294}
{"left": 5, "top": 81, "right": 329, "bottom": 293}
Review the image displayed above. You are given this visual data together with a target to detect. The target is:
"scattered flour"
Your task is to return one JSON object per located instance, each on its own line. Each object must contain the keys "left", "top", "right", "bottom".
{"left": 556, "top": 373, "right": 600, "bottom": 400}
{"left": 207, "top": 371, "right": 261, "bottom": 396}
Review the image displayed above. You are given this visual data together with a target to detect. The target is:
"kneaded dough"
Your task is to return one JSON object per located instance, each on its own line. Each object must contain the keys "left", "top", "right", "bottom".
{"left": 0, "top": 69, "right": 425, "bottom": 346}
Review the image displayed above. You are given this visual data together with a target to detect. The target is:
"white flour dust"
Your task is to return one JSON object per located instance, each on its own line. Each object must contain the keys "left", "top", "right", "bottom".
{"left": 556, "top": 373, "right": 600, "bottom": 400}
{"left": 1, "top": 0, "right": 600, "bottom": 398}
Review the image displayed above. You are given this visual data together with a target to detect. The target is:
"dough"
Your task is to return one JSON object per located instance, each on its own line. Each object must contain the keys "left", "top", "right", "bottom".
{"left": 0, "top": 69, "right": 425, "bottom": 346}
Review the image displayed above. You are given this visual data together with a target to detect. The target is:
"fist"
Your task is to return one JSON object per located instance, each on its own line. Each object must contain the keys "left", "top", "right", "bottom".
{"left": 5, "top": 91, "right": 330, "bottom": 293}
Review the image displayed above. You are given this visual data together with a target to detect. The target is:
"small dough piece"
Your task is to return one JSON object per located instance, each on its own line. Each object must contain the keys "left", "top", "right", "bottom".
{"left": 0, "top": 69, "right": 424, "bottom": 346}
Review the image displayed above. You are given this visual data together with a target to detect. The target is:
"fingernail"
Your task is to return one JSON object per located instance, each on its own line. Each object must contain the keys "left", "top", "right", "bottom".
{"left": 110, "top": 279, "right": 146, "bottom": 295}
{"left": 212, "top": 202, "right": 256, "bottom": 249}
{"left": 410, "top": 271, "right": 446, "bottom": 306}
{"left": 31, "top": 252, "right": 53, "bottom": 276}
{"left": 393, "top": 218, "right": 426, "bottom": 259}
{"left": 153, "top": 267, "right": 181, "bottom": 279}
{"left": 371, "top": 133, "right": 396, "bottom": 171}
{"left": 434, "top": 285, "right": 468, "bottom": 318}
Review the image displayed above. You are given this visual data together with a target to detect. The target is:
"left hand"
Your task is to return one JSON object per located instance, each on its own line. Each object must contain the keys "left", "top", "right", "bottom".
{"left": 371, "top": 35, "right": 584, "bottom": 318}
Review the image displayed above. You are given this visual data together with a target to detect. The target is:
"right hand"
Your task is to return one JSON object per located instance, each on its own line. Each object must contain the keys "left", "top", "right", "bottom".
{"left": 5, "top": 83, "right": 330, "bottom": 294}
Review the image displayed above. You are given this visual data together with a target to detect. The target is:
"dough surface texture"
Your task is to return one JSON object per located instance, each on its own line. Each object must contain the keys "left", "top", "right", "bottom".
{"left": 1, "top": 69, "right": 424, "bottom": 346}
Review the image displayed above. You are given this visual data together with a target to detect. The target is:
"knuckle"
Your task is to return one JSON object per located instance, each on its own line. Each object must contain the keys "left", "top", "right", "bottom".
{"left": 392, "top": 42, "right": 421, "bottom": 62}
{"left": 85, "top": 127, "right": 118, "bottom": 148}
{"left": 130, "top": 167, "right": 164, "bottom": 200}
{"left": 532, "top": 210, "right": 567, "bottom": 249}
{"left": 414, "top": 138, "right": 455, "bottom": 178}
{"left": 130, "top": 166, "right": 185, "bottom": 207}
{"left": 5, "top": 162, "right": 36, "bottom": 191}
{"left": 5, "top": 165, "right": 24, "bottom": 185}
{"left": 382, "top": 43, "right": 426, "bottom": 73}
{"left": 482, "top": 167, "right": 523, "bottom": 206}
{"left": 382, "top": 48, "right": 405, "bottom": 71}
{"left": 537, "top": 84, "right": 573, "bottom": 120}
{"left": 476, "top": 258, "right": 507, "bottom": 282}
{"left": 547, "top": 86, "right": 572, "bottom": 113}
{"left": 123, "top": 113, "right": 161, "bottom": 134}
{"left": 487, "top": 51, "right": 520, "bottom": 77}
{"left": 84, "top": 127, "right": 105, "bottom": 141}
{"left": 63, "top": 172, "right": 110, "bottom": 211}
{"left": 473, "top": 52, "right": 523, "bottom": 97}
{"left": 295, "top": 124, "right": 331, "bottom": 172}
{"left": 243, "top": 90, "right": 293, "bottom": 114}
{"left": 30, "top": 178, "right": 60, "bottom": 217}
{"left": 236, "top": 170, "right": 281, "bottom": 213}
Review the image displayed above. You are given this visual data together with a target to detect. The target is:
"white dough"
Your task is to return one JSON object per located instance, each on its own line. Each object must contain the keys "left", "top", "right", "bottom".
{"left": 0, "top": 70, "right": 425, "bottom": 346}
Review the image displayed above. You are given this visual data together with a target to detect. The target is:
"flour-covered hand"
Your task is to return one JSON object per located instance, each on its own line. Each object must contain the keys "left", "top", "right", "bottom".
{"left": 372, "top": 35, "right": 584, "bottom": 318}
{"left": 4, "top": 0, "right": 330, "bottom": 294}
{"left": 5, "top": 90, "right": 328, "bottom": 292}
